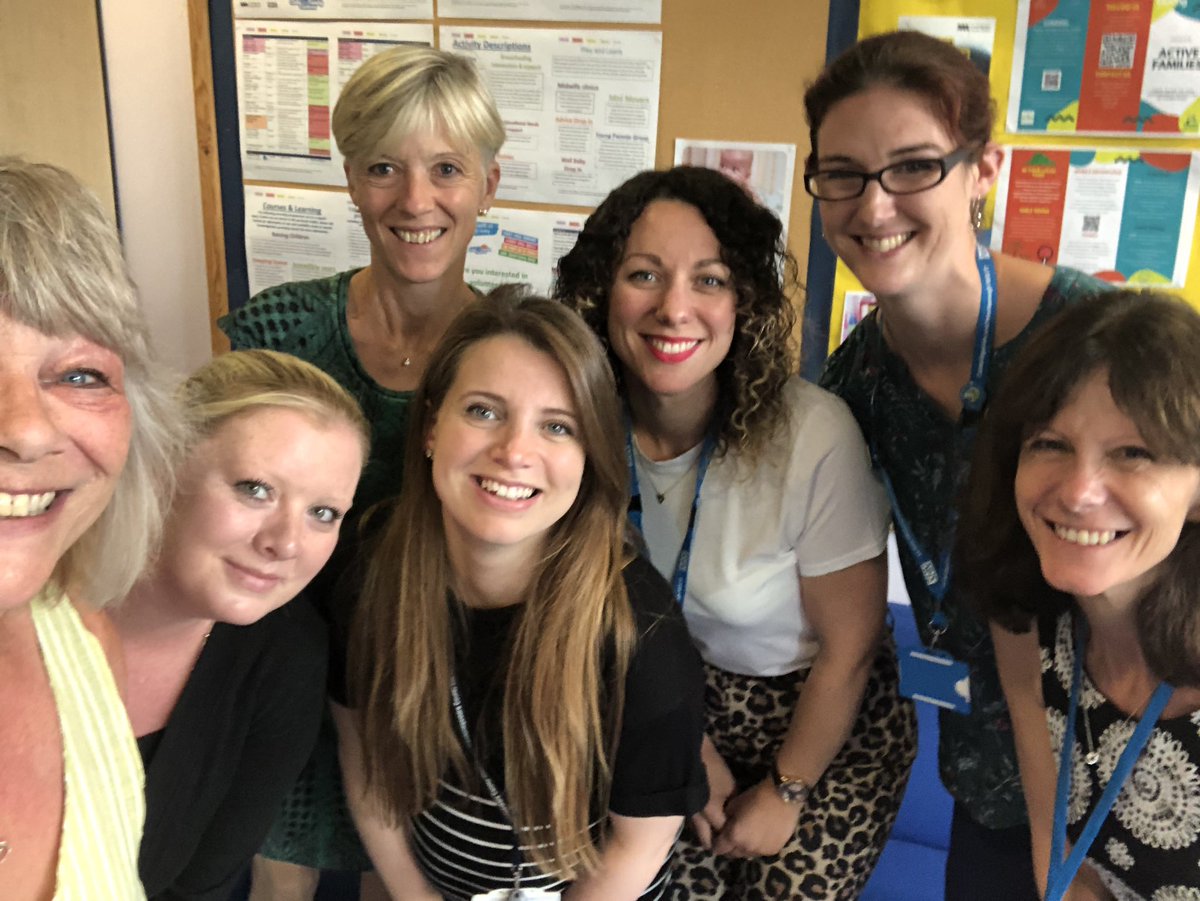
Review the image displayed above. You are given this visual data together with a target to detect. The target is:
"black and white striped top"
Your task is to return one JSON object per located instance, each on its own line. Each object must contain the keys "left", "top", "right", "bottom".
{"left": 404, "top": 557, "right": 708, "bottom": 900}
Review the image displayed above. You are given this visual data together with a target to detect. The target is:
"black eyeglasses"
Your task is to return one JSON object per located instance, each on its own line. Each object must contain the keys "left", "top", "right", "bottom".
{"left": 804, "top": 147, "right": 976, "bottom": 201}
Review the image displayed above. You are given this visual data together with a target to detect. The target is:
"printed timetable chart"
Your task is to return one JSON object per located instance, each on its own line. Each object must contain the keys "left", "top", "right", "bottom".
{"left": 1009, "top": 0, "right": 1200, "bottom": 136}
{"left": 991, "top": 146, "right": 1200, "bottom": 287}
{"left": 236, "top": 21, "right": 433, "bottom": 185}
{"left": 237, "top": 22, "right": 334, "bottom": 184}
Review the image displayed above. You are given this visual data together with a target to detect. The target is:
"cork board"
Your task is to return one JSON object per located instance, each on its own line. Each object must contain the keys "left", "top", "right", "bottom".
{"left": 195, "top": 0, "right": 831, "bottom": 354}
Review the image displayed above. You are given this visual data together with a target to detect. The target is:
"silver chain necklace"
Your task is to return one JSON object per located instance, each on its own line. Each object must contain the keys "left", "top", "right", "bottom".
{"left": 1081, "top": 687, "right": 1155, "bottom": 767}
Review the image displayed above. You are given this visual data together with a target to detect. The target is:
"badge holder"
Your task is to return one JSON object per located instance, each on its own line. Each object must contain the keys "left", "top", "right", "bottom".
{"left": 898, "top": 611, "right": 972, "bottom": 714}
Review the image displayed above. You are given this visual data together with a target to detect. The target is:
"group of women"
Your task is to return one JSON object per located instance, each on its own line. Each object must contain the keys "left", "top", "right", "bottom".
{"left": 2, "top": 27, "right": 1199, "bottom": 901}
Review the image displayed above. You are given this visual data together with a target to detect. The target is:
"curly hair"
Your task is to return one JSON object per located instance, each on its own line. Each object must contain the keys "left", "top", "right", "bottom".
{"left": 958, "top": 291, "right": 1200, "bottom": 687}
{"left": 554, "top": 166, "right": 799, "bottom": 461}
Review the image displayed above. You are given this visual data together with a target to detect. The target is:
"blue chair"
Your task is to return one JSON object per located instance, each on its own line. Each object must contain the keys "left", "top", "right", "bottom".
{"left": 861, "top": 602, "right": 953, "bottom": 901}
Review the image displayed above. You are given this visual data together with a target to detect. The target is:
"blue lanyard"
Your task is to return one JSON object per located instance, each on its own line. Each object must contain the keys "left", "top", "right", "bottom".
{"left": 872, "top": 245, "right": 997, "bottom": 636}
{"left": 625, "top": 428, "right": 715, "bottom": 607}
{"left": 1045, "top": 620, "right": 1173, "bottom": 901}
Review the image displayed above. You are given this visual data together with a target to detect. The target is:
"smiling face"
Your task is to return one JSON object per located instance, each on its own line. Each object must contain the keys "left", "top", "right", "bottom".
{"left": 153, "top": 407, "right": 363, "bottom": 626}
{"left": 607, "top": 199, "right": 738, "bottom": 406}
{"left": 1015, "top": 369, "right": 1200, "bottom": 609}
{"left": 427, "top": 334, "right": 586, "bottom": 571}
{"left": 346, "top": 126, "right": 499, "bottom": 289}
{"left": 0, "top": 313, "right": 132, "bottom": 609}
{"left": 814, "top": 85, "right": 998, "bottom": 300}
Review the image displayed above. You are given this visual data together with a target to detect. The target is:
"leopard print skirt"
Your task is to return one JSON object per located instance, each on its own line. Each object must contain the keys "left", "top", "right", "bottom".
{"left": 667, "top": 639, "right": 916, "bottom": 900}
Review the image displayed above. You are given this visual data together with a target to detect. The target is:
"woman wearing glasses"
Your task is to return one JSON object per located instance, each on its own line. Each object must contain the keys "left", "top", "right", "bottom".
{"left": 810, "top": 30, "right": 1109, "bottom": 901}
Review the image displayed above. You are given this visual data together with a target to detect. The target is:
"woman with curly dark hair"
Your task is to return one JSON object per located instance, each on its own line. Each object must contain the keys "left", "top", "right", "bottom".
{"left": 555, "top": 165, "right": 915, "bottom": 900}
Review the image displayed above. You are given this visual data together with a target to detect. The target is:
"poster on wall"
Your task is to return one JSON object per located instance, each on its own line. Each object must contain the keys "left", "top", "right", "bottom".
{"left": 245, "top": 185, "right": 583, "bottom": 297}
{"left": 234, "top": 0, "right": 433, "bottom": 19}
{"left": 437, "top": 0, "right": 659, "bottom": 23}
{"left": 466, "top": 207, "right": 585, "bottom": 294}
{"left": 991, "top": 147, "right": 1200, "bottom": 287}
{"left": 1008, "top": 0, "right": 1200, "bottom": 136}
{"left": 236, "top": 21, "right": 433, "bottom": 185}
{"left": 243, "top": 186, "right": 364, "bottom": 296}
{"left": 673, "top": 139, "right": 796, "bottom": 229}
{"left": 896, "top": 14, "right": 995, "bottom": 76}
{"left": 441, "top": 26, "right": 662, "bottom": 207}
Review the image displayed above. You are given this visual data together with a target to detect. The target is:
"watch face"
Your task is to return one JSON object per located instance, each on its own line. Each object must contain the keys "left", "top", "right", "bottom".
{"left": 777, "top": 780, "right": 809, "bottom": 804}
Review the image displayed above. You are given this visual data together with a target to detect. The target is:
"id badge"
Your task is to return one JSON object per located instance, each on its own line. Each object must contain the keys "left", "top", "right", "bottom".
{"left": 899, "top": 645, "right": 971, "bottom": 714}
{"left": 472, "top": 890, "right": 561, "bottom": 900}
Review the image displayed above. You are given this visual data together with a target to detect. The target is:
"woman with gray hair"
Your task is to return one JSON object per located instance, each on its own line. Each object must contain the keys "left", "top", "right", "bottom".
{"left": 220, "top": 44, "right": 505, "bottom": 896}
{"left": 0, "top": 156, "right": 181, "bottom": 900}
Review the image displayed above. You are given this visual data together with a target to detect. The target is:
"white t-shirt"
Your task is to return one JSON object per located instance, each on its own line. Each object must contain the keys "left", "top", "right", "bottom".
{"left": 633, "top": 377, "right": 890, "bottom": 677}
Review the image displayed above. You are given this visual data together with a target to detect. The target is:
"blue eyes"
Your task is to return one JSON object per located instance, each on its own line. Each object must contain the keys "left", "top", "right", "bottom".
{"left": 60, "top": 368, "right": 110, "bottom": 388}
{"left": 464, "top": 402, "right": 576, "bottom": 438}
{"left": 624, "top": 270, "right": 729, "bottom": 290}
{"left": 233, "top": 480, "right": 344, "bottom": 525}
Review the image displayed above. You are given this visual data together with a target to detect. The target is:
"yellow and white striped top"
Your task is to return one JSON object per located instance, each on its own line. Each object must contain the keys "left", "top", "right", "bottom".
{"left": 31, "top": 587, "right": 146, "bottom": 900}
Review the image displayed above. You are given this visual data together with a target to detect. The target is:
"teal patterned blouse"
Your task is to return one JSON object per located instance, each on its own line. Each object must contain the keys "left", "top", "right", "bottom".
{"left": 820, "top": 266, "right": 1111, "bottom": 830}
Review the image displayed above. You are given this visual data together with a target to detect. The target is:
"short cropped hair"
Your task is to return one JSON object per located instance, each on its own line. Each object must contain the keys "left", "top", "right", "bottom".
{"left": 333, "top": 45, "right": 505, "bottom": 167}
{"left": 181, "top": 349, "right": 369, "bottom": 460}
{"left": 0, "top": 157, "right": 184, "bottom": 606}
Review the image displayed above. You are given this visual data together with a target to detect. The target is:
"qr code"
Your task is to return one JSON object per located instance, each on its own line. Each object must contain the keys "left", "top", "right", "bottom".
{"left": 1100, "top": 33, "right": 1136, "bottom": 69}
{"left": 1083, "top": 215, "right": 1100, "bottom": 235}
{"left": 1041, "top": 69, "right": 1062, "bottom": 91}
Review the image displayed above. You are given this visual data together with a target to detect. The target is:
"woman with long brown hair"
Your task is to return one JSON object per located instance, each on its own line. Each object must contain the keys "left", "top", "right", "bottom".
{"left": 332, "top": 289, "right": 707, "bottom": 899}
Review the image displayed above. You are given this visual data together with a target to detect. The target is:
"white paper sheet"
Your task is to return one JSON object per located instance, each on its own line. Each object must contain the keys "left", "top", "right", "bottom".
{"left": 442, "top": 26, "right": 661, "bottom": 206}
{"left": 436, "top": 0, "right": 659, "bottom": 24}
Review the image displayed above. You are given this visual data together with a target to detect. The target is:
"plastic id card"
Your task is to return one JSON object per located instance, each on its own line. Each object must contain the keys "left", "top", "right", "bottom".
{"left": 899, "top": 646, "right": 971, "bottom": 714}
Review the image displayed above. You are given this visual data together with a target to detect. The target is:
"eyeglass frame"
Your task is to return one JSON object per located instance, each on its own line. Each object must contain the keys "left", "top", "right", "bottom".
{"left": 803, "top": 146, "right": 978, "bottom": 201}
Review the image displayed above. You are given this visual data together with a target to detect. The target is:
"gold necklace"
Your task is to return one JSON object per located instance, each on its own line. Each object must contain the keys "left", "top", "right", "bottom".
{"left": 638, "top": 456, "right": 698, "bottom": 504}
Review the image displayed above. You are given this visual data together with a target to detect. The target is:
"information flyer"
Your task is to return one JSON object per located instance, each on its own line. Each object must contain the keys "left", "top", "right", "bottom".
{"left": 437, "top": 0, "right": 659, "bottom": 24}
{"left": 236, "top": 21, "right": 433, "bottom": 185}
{"left": 991, "top": 147, "right": 1200, "bottom": 287}
{"left": 465, "top": 207, "right": 586, "bottom": 294}
{"left": 897, "top": 14, "right": 995, "bottom": 76}
{"left": 234, "top": 0, "right": 433, "bottom": 19}
{"left": 441, "top": 26, "right": 662, "bottom": 206}
{"left": 1009, "top": 0, "right": 1200, "bottom": 135}
{"left": 244, "top": 185, "right": 582, "bottom": 297}
{"left": 244, "top": 186, "right": 361, "bottom": 296}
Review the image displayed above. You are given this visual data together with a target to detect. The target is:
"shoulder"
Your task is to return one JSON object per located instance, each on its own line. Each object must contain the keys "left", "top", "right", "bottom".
{"left": 218, "top": 270, "right": 354, "bottom": 351}
{"left": 819, "top": 313, "right": 879, "bottom": 412}
{"left": 768, "top": 377, "right": 871, "bottom": 478}
{"left": 1044, "top": 266, "right": 1115, "bottom": 308}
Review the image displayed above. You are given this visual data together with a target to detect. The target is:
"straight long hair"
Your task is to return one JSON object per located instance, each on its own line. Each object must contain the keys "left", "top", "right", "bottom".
{"left": 348, "top": 288, "right": 637, "bottom": 877}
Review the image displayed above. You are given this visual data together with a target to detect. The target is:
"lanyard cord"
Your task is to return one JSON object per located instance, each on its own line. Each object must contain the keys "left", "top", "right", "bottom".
{"left": 1045, "top": 619, "right": 1173, "bottom": 901}
{"left": 870, "top": 245, "right": 997, "bottom": 641}
{"left": 449, "top": 676, "right": 525, "bottom": 891}
{"left": 625, "top": 426, "right": 716, "bottom": 607}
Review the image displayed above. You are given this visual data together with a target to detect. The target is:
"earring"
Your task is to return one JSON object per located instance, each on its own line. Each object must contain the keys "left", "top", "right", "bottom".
{"left": 971, "top": 197, "right": 985, "bottom": 231}
{"left": 425, "top": 446, "right": 433, "bottom": 460}
{"left": 478, "top": 207, "right": 490, "bottom": 216}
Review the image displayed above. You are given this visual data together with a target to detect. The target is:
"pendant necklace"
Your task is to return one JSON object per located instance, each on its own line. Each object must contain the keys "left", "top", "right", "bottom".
{"left": 638, "top": 458, "right": 698, "bottom": 504}
{"left": 1081, "top": 685, "right": 1155, "bottom": 768}
{"left": 0, "top": 839, "right": 9, "bottom": 862}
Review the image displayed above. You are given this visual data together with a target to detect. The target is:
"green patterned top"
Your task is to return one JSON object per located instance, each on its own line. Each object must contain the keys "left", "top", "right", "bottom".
{"left": 820, "top": 266, "right": 1111, "bottom": 830}
{"left": 219, "top": 270, "right": 412, "bottom": 512}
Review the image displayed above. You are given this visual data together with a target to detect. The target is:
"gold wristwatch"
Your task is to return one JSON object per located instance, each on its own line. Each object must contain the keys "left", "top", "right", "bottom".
{"left": 770, "top": 760, "right": 811, "bottom": 805}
